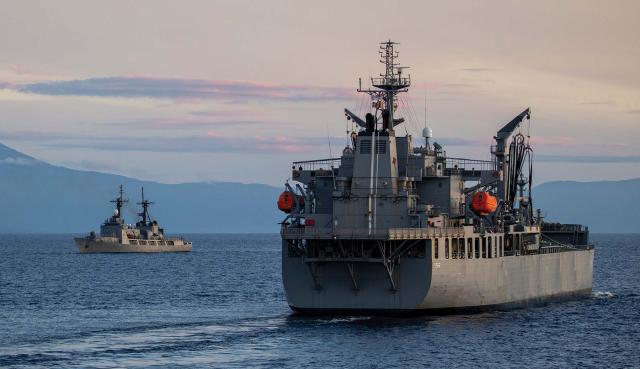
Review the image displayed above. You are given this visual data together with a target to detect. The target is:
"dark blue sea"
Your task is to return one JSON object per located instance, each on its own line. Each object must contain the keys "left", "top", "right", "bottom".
{"left": 1, "top": 234, "right": 638, "bottom": 368}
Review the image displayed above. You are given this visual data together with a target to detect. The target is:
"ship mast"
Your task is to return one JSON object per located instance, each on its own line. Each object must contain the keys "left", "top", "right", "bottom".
{"left": 137, "top": 187, "right": 153, "bottom": 225}
{"left": 110, "top": 184, "right": 128, "bottom": 223}
{"left": 354, "top": 41, "right": 411, "bottom": 235}
{"left": 358, "top": 40, "right": 411, "bottom": 130}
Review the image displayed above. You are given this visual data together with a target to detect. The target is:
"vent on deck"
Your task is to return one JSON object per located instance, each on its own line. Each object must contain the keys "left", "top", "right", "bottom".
{"left": 359, "top": 140, "right": 386, "bottom": 154}
{"left": 360, "top": 140, "right": 371, "bottom": 154}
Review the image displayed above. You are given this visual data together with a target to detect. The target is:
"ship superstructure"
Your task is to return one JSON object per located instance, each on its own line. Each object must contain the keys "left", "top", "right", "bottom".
{"left": 279, "top": 41, "right": 593, "bottom": 314}
{"left": 75, "top": 185, "right": 192, "bottom": 253}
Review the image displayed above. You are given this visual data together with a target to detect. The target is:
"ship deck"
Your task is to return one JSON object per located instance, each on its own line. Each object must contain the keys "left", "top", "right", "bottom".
{"left": 281, "top": 226, "right": 468, "bottom": 240}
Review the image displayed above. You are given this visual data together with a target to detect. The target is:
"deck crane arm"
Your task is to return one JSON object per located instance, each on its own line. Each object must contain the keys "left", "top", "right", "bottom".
{"left": 494, "top": 108, "right": 530, "bottom": 204}
{"left": 344, "top": 108, "right": 367, "bottom": 128}
{"left": 496, "top": 108, "right": 530, "bottom": 142}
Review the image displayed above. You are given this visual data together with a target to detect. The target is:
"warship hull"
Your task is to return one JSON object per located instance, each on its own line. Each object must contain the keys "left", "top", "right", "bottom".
{"left": 74, "top": 237, "right": 192, "bottom": 253}
{"left": 283, "top": 241, "right": 594, "bottom": 315}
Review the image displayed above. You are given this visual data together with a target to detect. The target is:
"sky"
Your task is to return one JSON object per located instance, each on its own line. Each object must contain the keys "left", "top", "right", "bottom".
{"left": 0, "top": 0, "right": 638, "bottom": 186}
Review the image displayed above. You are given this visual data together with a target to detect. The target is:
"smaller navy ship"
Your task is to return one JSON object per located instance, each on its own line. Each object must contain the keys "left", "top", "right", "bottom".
{"left": 74, "top": 185, "right": 192, "bottom": 253}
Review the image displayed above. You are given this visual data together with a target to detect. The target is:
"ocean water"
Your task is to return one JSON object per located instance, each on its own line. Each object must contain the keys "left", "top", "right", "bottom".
{"left": 0, "top": 233, "right": 638, "bottom": 368}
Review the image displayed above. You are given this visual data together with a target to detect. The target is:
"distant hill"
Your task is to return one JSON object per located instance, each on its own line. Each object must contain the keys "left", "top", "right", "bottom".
{"left": 533, "top": 178, "right": 640, "bottom": 233}
{"left": 0, "top": 143, "right": 282, "bottom": 233}
{"left": 0, "top": 142, "right": 637, "bottom": 233}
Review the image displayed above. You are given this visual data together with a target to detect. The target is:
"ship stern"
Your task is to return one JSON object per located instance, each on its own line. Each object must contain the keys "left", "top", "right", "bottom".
{"left": 282, "top": 238, "right": 433, "bottom": 315}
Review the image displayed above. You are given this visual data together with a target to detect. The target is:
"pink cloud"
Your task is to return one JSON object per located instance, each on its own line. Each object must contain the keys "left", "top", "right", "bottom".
{"left": 206, "top": 130, "right": 223, "bottom": 138}
{"left": 12, "top": 76, "right": 355, "bottom": 102}
{"left": 104, "top": 115, "right": 278, "bottom": 130}
{"left": 529, "top": 136, "right": 577, "bottom": 147}
{"left": 8, "top": 64, "right": 36, "bottom": 75}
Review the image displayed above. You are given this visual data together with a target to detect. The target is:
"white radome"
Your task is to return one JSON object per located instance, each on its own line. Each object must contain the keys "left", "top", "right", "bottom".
{"left": 422, "top": 127, "right": 433, "bottom": 138}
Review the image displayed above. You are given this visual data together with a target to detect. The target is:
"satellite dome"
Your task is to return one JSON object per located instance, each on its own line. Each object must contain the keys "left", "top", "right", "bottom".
{"left": 422, "top": 127, "right": 433, "bottom": 138}
{"left": 113, "top": 209, "right": 119, "bottom": 216}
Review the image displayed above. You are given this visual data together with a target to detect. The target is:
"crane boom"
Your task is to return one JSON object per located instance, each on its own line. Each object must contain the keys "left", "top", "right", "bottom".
{"left": 494, "top": 108, "right": 530, "bottom": 204}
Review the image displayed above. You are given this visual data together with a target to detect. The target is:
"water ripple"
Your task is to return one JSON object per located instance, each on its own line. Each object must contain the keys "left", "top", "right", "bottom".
{"left": 0, "top": 233, "right": 638, "bottom": 368}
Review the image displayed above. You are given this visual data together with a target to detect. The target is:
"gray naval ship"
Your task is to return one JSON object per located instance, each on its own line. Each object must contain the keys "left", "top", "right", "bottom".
{"left": 279, "top": 41, "right": 594, "bottom": 315}
{"left": 75, "top": 186, "right": 192, "bottom": 253}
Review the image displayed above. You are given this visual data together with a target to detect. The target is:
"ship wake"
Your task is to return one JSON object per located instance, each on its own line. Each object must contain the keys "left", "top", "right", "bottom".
{"left": 591, "top": 291, "right": 616, "bottom": 299}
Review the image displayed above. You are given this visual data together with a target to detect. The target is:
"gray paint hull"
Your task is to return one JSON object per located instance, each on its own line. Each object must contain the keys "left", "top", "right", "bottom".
{"left": 74, "top": 238, "right": 192, "bottom": 253}
{"left": 283, "top": 243, "right": 594, "bottom": 315}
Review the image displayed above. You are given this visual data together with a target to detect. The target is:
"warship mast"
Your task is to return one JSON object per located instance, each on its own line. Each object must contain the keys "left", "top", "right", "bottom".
{"left": 137, "top": 187, "right": 153, "bottom": 226}
{"left": 110, "top": 185, "right": 128, "bottom": 224}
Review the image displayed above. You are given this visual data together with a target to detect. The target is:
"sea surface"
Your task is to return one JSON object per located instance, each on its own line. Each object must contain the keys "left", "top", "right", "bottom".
{"left": 0, "top": 233, "right": 638, "bottom": 368}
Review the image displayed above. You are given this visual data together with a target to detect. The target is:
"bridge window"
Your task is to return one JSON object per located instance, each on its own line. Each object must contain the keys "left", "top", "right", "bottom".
{"left": 445, "top": 238, "right": 449, "bottom": 259}
{"left": 467, "top": 238, "right": 473, "bottom": 259}
{"left": 488, "top": 237, "right": 492, "bottom": 259}
{"left": 475, "top": 238, "right": 480, "bottom": 259}
{"left": 459, "top": 238, "right": 465, "bottom": 259}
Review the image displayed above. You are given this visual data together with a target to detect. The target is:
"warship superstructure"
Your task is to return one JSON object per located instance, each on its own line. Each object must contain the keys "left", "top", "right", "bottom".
{"left": 75, "top": 186, "right": 192, "bottom": 253}
{"left": 279, "top": 41, "right": 594, "bottom": 314}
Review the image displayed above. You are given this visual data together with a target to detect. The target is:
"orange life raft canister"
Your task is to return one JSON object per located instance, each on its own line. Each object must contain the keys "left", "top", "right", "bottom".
{"left": 471, "top": 191, "right": 498, "bottom": 215}
{"left": 277, "top": 191, "right": 304, "bottom": 213}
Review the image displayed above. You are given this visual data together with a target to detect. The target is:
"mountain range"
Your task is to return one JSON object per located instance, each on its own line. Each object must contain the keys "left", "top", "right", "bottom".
{"left": 0, "top": 143, "right": 281, "bottom": 233}
{"left": 0, "top": 142, "right": 637, "bottom": 233}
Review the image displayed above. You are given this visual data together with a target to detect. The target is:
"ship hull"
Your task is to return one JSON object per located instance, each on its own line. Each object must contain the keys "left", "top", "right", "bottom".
{"left": 289, "top": 288, "right": 593, "bottom": 316}
{"left": 282, "top": 241, "right": 594, "bottom": 315}
{"left": 74, "top": 238, "right": 192, "bottom": 253}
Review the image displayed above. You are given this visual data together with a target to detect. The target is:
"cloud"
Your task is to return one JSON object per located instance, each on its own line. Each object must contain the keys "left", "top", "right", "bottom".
{"left": 188, "top": 109, "right": 261, "bottom": 118}
{"left": 11, "top": 76, "right": 353, "bottom": 102}
{"left": 410, "top": 81, "right": 482, "bottom": 97}
{"left": 0, "top": 130, "right": 72, "bottom": 141}
{"left": 579, "top": 100, "right": 615, "bottom": 106}
{"left": 104, "top": 117, "right": 269, "bottom": 129}
{"left": 529, "top": 136, "right": 578, "bottom": 147}
{"left": 435, "top": 137, "right": 489, "bottom": 146}
{"left": 43, "top": 135, "right": 326, "bottom": 154}
{"left": 625, "top": 109, "right": 640, "bottom": 115}
{"left": 536, "top": 154, "right": 640, "bottom": 163}
{"left": 62, "top": 159, "right": 124, "bottom": 172}
{"left": 460, "top": 68, "right": 499, "bottom": 72}
{"left": 413, "top": 82, "right": 478, "bottom": 90}
{"left": 8, "top": 64, "right": 36, "bottom": 75}
{"left": 0, "top": 129, "right": 334, "bottom": 155}
{"left": 4, "top": 127, "right": 637, "bottom": 161}
{"left": 0, "top": 157, "right": 39, "bottom": 165}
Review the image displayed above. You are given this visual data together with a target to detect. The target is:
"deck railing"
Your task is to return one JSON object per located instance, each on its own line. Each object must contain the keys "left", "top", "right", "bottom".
{"left": 281, "top": 226, "right": 466, "bottom": 240}
{"left": 445, "top": 157, "right": 495, "bottom": 172}
{"left": 292, "top": 158, "right": 340, "bottom": 171}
